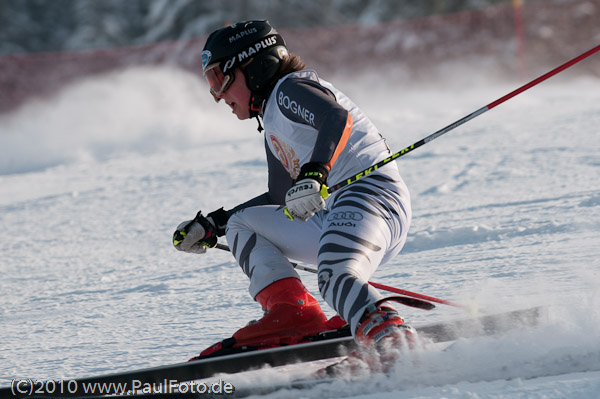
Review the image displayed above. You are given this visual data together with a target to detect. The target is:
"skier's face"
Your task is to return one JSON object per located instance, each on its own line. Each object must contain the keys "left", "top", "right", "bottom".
{"left": 213, "top": 68, "right": 251, "bottom": 120}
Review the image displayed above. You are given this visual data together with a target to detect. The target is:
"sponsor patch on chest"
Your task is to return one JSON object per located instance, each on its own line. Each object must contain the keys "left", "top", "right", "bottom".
{"left": 269, "top": 134, "right": 300, "bottom": 179}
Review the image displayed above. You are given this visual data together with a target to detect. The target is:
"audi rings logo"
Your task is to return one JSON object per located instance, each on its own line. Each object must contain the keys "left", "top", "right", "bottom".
{"left": 327, "top": 211, "right": 363, "bottom": 221}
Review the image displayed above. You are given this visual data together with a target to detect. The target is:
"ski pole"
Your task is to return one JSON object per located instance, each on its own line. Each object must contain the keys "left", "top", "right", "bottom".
{"left": 321, "top": 44, "right": 600, "bottom": 195}
{"left": 213, "top": 47, "right": 599, "bottom": 309}
{"left": 215, "top": 243, "right": 470, "bottom": 311}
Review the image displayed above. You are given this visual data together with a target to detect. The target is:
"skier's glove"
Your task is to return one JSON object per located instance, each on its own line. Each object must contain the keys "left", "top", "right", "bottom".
{"left": 285, "top": 162, "right": 329, "bottom": 221}
{"left": 173, "top": 208, "right": 228, "bottom": 254}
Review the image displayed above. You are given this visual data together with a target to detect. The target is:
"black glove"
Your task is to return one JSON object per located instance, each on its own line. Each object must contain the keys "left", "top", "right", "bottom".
{"left": 294, "top": 162, "right": 329, "bottom": 186}
{"left": 173, "top": 208, "right": 229, "bottom": 254}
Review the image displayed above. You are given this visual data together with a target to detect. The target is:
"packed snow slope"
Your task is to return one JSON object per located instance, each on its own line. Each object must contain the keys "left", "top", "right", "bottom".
{"left": 1, "top": 64, "right": 599, "bottom": 398}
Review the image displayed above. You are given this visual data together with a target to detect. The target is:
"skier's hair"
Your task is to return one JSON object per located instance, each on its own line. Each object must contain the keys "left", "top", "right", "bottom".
{"left": 239, "top": 53, "right": 305, "bottom": 92}
{"left": 276, "top": 53, "right": 306, "bottom": 79}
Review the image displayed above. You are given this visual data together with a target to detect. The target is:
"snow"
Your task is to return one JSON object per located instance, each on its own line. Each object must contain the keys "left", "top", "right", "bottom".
{"left": 0, "top": 64, "right": 599, "bottom": 398}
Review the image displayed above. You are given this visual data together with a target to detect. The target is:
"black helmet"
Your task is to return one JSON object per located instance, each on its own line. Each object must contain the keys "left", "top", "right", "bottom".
{"left": 201, "top": 20, "right": 288, "bottom": 96}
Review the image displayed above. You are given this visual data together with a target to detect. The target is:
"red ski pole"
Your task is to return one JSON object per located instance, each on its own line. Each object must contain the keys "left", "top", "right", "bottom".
{"left": 215, "top": 243, "right": 470, "bottom": 311}
{"left": 368, "top": 281, "right": 471, "bottom": 311}
{"left": 212, "top": 45, "right": 600, "bottom": 311}
{"left": 325, "top": 44, "right": 600, "bottom": 194}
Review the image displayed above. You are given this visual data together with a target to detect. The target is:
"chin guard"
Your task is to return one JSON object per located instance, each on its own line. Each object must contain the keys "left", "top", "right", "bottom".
{"left": 249, "top": 93, "right": 265, "bottom": 132}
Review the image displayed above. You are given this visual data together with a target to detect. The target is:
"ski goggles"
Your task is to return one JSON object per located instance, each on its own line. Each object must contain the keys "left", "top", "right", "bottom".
{"left": 204, "top": 63, "right": 234, "bottom": 102}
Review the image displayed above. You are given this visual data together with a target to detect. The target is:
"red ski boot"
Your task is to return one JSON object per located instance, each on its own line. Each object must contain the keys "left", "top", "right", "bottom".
{"left": 355, "top": 301, "right": 415, "bottom": 348}
{"left": 192, "top": 278, "right": 331, "bottom": 360}
{"left": 318, "top": 300, "right": 416, "bottom": 377}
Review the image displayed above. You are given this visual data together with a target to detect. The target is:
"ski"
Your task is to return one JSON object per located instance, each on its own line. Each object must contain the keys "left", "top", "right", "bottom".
{"left": 0, "top": 306, "right": 543, "bottom": 398}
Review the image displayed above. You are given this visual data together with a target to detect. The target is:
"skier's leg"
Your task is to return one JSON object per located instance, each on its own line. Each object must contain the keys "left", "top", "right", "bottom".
{"left": 317, "top": 168, "right": 412, "bottom": 342}
{"left": 225, "top": 205, "right": 322, "bottom": 297}
{"left": 216, "top": 205, "right": 329, "bottom": 348}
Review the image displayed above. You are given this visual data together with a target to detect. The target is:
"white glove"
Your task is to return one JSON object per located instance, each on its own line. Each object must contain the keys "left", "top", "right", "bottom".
{"left": 285, "top": 178, "right": 327, "bottom": 221}
{"left": 173, "top": 208, "right": 228, "bottom": 254}
{"left": 173, "top": 219, "right": 212, "bottom": 254}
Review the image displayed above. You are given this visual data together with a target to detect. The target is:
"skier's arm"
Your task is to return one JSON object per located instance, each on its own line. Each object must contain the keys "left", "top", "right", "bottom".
{"left": 276, "top": 78, "right": 352, "bottom": 221}
{"left": 276, "top": 78, "right": 352, "bottom": 170}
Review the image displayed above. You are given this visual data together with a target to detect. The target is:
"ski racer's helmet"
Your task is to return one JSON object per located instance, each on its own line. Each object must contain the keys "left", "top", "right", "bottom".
{"left": 201, "top": 20, "right": 288, "bottom": 103}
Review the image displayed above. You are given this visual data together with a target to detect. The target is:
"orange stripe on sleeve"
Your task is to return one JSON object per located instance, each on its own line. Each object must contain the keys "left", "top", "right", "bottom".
{"left": 325, "top": 113, "right": 353, "bottom": 170}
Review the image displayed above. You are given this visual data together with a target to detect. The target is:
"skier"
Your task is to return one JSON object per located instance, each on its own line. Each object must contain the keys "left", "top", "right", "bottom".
{"left": 174, "top": 20, "right": 414, "bottom": 357}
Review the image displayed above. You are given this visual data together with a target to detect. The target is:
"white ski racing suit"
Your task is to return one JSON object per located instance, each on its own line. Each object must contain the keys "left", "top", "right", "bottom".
{"left": 225, "top": 70, "right": 411, "bottom": 335}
